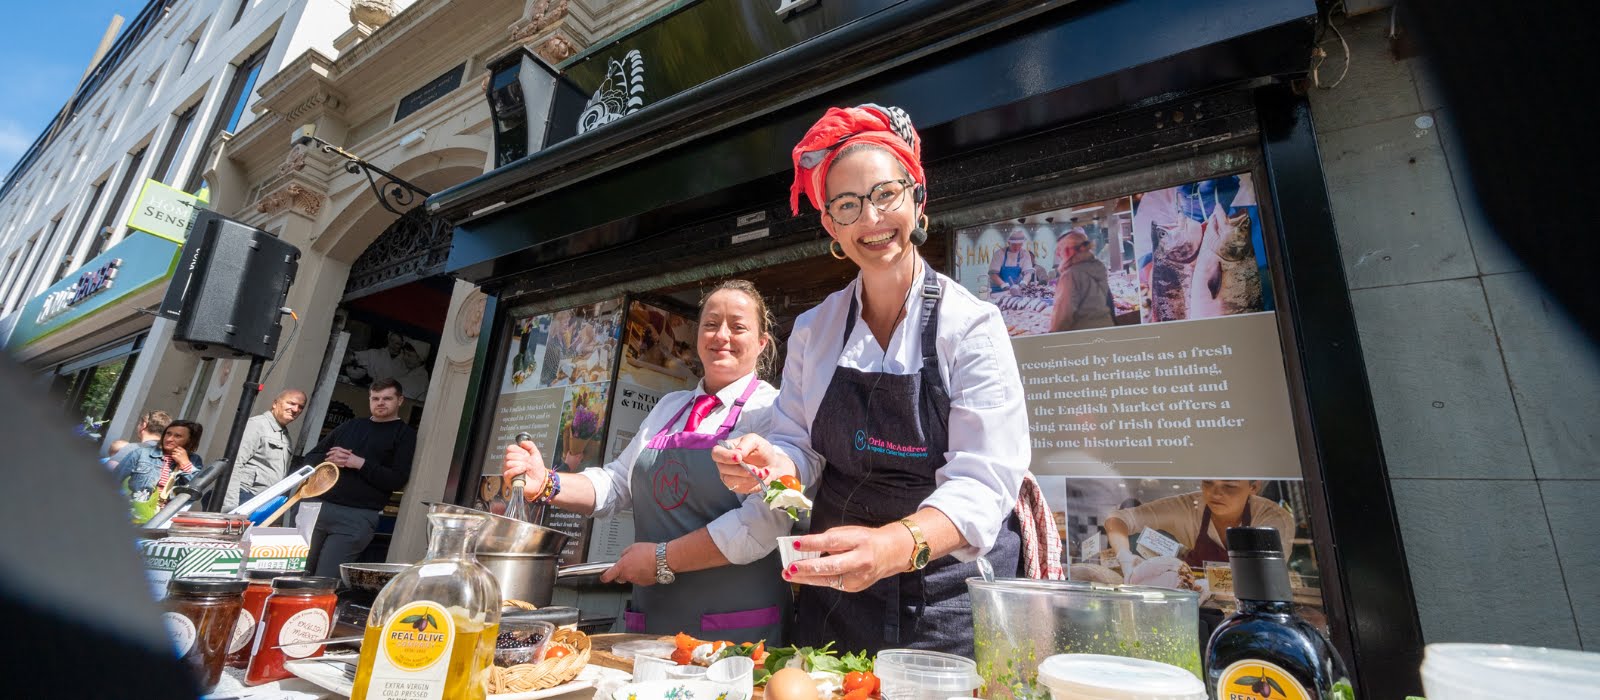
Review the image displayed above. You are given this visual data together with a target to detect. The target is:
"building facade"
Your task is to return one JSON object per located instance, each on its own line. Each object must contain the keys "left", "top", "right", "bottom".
{"left": 0, "top": 0, "right": 361, "bottom": 446}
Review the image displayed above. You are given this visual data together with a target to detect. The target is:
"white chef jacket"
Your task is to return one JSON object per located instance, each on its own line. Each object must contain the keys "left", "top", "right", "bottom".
{"left": 768, "top": 263, "right": 1030, "bottom": 561}
{"left": 581, "top": 371, "right": 791, "bottom": 564}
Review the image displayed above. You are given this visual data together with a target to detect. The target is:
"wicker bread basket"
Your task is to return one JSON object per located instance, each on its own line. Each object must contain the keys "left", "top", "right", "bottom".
{"left": 488, "top": 628, "right": 591, "bottom": 694}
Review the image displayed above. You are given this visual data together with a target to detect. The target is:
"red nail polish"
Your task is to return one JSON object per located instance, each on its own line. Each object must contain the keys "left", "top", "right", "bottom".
{"left": 787, "top": 564, "right": 798, "bottom": 575}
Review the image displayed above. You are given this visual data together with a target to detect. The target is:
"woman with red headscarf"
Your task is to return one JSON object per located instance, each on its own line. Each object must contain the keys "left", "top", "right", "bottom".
{"left": 713, "top": 105, "right": 1033, "bottom": 656}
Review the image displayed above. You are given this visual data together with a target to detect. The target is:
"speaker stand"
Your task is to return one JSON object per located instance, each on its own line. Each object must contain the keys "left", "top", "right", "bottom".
{"left": 200, "top": 356, "right": 268, "bottom": 512}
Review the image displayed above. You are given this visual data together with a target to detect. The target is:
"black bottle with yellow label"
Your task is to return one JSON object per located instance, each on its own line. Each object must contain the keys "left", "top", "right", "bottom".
{"left": 1204, "top": 527, "right": 1352, "bottom": 700}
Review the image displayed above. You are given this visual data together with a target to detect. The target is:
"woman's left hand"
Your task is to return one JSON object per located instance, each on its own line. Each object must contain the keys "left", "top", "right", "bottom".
{"left": 784, "top": 525, "right": 913, "bottom": 593}
{"left": 601, "top": 542, "right": 660, "bottom": 586}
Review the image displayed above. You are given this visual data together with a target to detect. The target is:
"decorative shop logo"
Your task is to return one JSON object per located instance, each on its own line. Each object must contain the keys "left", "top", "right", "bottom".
{"left": 854, "top": 430, "right": 928, "bottom": 459}
{"left": 576, "top": 49, "right": 645, "bottom": 134}
{"left": 36, "top": 258, "right": 122, "bottom": 325}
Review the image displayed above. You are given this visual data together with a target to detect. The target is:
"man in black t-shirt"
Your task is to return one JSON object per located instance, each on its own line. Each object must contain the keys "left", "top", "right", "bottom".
{"left": 303, "top": 378, "right": 419, "bottom": 578}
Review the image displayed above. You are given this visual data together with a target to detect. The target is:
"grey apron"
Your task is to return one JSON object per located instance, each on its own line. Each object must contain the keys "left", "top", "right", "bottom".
{"left": 795, "top": 263, "right": 1022, "bottom": 657}
{"left": 625, "top": 378, "right": 791, "bottom": 644}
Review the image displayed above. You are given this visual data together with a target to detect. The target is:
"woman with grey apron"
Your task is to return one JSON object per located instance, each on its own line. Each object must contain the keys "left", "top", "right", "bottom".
{"left": 715, "top": 105, "right": 1033, "bottom": 656}
{"left": 505, "top": 281, "right": 792, "bottom": 643}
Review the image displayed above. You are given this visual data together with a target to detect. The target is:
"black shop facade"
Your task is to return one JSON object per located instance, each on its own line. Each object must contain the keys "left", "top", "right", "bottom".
{"left": 427, "top": 0, "right": 1422, "bottom": 695}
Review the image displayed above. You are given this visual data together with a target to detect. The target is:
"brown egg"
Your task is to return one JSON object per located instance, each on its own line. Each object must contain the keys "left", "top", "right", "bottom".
{"left": 766, "top": 667, "right": 820, "bottom": 700}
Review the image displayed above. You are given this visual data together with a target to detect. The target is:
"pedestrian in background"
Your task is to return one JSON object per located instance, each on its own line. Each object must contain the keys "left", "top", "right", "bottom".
{"left": 222, "top": 389, "right": 308, "bottom": 510}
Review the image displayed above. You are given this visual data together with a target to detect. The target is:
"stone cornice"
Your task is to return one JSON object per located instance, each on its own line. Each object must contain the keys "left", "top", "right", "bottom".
{"left": 254, "top": 181, "right": 327, "bottom": 219}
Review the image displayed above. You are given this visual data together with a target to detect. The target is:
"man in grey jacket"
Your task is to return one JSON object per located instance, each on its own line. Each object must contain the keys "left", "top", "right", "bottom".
{"left": 222, "top": 389, "right": 308, "bottom": 510}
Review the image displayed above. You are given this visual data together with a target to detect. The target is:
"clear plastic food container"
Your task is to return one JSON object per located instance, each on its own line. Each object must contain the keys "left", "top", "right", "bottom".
{"left": 876, "top": 649, "right": 983, "bottom": 700}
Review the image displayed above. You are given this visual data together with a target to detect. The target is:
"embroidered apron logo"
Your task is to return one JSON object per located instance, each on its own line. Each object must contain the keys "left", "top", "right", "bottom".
{"left": 652, "top": 457, "right": 690, "bottom": 510}
{"left": 854, "top": 431, "right": 929, "bottom": 458}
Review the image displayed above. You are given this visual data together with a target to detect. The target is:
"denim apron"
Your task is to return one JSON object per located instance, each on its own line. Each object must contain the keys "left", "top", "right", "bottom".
{"left": 795, "top": 264, "right": 1021, "bottom": 657}
{"left": 625, "top": 379, "right": 791, "bottom": 643}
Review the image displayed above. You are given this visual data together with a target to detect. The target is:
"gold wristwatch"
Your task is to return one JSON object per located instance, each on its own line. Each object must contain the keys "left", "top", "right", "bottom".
{"left": 899, "top": 518, "right": 931, "bottom": 571}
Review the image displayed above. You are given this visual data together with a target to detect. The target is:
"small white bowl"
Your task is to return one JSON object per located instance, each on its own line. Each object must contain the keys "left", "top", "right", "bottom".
{"left": 776, "top": 535, "right": 821, "bottom": 569}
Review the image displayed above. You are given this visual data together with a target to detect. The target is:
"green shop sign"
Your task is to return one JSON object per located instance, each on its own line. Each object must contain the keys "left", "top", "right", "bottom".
{"left": 126, "top": 179, "right": 207, "bottom": 243}
{"left": 7, "top": 231, "right": 181, "bottom": 350}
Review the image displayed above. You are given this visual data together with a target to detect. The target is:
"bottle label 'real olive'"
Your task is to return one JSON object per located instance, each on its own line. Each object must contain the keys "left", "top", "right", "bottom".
{"left": 367, "top": 601, "right": 455, "bottom": 699}
{"left": 1218, "top": 660, "right": 1311, "bottom": 700}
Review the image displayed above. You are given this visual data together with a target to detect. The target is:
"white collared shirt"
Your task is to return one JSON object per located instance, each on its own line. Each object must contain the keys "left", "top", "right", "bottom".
{"left": 768, "top": 264, "right": 1030, "bottom": 561}
{"left": 580, "top": 371, "right": 791, "bottom": 564}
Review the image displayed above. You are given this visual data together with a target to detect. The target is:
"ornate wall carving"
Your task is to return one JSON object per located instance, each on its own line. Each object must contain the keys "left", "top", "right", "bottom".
{"left": 255, "top": 182, "right": 326, "bottom": 217}
{"left": 510, "top": 0, "right": 571, "bottom": 42}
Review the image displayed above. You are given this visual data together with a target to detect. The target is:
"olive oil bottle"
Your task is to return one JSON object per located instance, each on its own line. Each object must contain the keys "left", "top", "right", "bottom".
{"left": 351, "top": 513, "right": 501, "bottom": 700}
{"left": 1204, "top": 527, "right": 1351, "bottom": 700}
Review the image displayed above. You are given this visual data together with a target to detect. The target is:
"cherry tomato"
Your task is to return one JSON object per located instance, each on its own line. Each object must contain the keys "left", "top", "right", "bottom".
{"left": 778, "top": 475, "right": 802, "bottom": 491}
{"left": 843, "top": 687, "right": 873, "bottom": 700}
{"left": 545, "top": 645, "right": 573, "bottom": 660}
{"left": 843, "top": 671, "right": 880, "bottom": 695}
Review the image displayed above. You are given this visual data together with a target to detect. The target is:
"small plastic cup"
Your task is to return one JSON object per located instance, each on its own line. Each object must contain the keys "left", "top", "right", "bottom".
{"left": 707, "top": 656, "right": 755, "bottom": 700}
{"left": 665, "top": 664, "right": 708, "bottom": 680}
{"left": 1037, "top": 654, "right": 1205, "bottom": 700}
{"left": 777, "top": 535, "right": 822, "bottom": 569}
{"left": 876, "top": 649, "right": 982, "bottom": 700}
{"left": 494, "top": 618, "right": 555, "bottom": 666}
{"left": 1421, "top": 643, "right": 1600, "bottom": 700}
{"left": 633, "top": 654, "right": 677, "bottom": 682}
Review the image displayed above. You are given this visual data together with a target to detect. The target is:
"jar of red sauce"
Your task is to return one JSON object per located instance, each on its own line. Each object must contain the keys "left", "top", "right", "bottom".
{"left": 226, "top": 569, "right": 296, "bottom": 669}
{"left": 165, "top": 576, "right": 247, "bottom": 692}
{"left": 245, "top": 576, "right": 339, "bottom": 685}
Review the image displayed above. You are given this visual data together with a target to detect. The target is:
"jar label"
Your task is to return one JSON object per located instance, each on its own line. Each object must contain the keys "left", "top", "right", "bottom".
{"left": 278, "top": 608, "right": 331, "bottom": 659}
{"left": 228, "top": 609, "right": 257, "bottom": 654}
{"left": 358, "top": 601, "right": 456, "bottom": 699}
{"left": 1218, "top": 660, "right": 1311, "bottom": 700}
{"left": 163, "top": 612, "right": 197, "bottom": 658}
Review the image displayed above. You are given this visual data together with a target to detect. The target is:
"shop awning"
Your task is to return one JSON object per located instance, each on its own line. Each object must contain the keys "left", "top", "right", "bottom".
{"left": 431, "top": 0, "right": 1316, "bottom": 288}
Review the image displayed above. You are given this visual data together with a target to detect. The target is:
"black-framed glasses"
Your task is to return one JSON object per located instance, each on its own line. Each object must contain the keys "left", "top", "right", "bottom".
{"left": 825, "top": 179, "right": 912, "bottom": 225}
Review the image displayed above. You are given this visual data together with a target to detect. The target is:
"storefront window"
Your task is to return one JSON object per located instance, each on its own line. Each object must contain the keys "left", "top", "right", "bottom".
{"left": 49, "top": 337, "right": 142, "bottom": 444}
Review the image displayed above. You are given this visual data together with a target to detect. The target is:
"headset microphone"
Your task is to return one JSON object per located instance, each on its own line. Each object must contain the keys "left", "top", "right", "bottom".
{"left": 909, "top": 184, "right": 928, "bottom": 245}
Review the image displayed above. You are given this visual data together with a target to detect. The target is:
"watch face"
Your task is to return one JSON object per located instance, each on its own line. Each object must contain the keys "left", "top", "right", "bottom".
{"left": 657, "top": 570, "right": 676, "bottom": 584}
{"left": 914, "top": 546, "right": 932, "bottom": 570}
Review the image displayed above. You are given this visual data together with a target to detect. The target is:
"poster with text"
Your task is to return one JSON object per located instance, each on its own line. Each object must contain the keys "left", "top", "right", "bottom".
{"left": 482, "top": 298, "right": 623, "bottom": 564}
{"left": 958, "top": 173, "right": 1319, "bottom": 621}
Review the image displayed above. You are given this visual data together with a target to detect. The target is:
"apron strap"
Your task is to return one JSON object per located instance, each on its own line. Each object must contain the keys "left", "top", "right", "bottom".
{"left": 712, "top": 376, "right": 763, "bottom": 437}
{"left": 918, "top": 263, "right": 942, "bottom": 367}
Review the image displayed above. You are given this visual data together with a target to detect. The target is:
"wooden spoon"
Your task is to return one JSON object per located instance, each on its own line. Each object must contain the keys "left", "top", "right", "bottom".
{"left": 259, "top": 462, "right": 340, "bottom": 527}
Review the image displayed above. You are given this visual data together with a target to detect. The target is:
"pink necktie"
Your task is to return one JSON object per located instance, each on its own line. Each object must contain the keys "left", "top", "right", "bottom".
{"left": 684, "top": 394, "right": 721, "bottom": 433}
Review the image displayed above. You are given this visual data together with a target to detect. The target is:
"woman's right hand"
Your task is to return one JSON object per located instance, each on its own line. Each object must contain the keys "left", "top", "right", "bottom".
{"left": 503, "top": 439, "right": 549, "bottom": 502}
{"left": 712, "top": 433, "right": 788, "bottom": 495}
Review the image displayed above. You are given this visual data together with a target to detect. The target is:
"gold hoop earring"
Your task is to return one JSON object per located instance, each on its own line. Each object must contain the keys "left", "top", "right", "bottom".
{"left": 828, "top": 239, "right": 848, "bottom": 260}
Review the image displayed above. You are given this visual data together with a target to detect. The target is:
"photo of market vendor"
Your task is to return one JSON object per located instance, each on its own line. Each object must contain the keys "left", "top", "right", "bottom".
{"left": 715, "top": 105, "right": 1051, "bottom": 657}
{"left": 1104, "top": 479, "right": 1295, "bottom": 576}
{"left": 503, "top": 280, "right": 793, "bottom": 643}
{"left": 988, "top": 227, "right": 1037, "bottom": 292}
{"left": 1050, "top": 228, "right": 1116, "bottom": 333}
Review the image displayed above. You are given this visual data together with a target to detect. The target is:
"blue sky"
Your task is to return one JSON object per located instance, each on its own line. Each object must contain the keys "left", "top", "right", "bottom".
{"left": 0, "top": 0, "right": 149, "bottom": 177}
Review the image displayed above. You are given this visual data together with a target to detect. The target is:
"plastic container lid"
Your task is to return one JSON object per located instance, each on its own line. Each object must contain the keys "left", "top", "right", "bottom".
{"left": 246, "top": 569, "right": 300, "bottom": 582}
{"left": 875, "top": 649, "right": 982, "bottom": 693}
{"left": 1037, "top": 654, "right": 1205, "bottom": 700}
{"left": 1422, "top": 644, "right": 1600, "bottom": 699}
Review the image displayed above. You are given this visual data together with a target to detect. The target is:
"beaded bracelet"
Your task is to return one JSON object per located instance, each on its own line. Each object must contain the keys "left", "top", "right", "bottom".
{"left": 534, "top": 470, "right": 562, "bottom": 503}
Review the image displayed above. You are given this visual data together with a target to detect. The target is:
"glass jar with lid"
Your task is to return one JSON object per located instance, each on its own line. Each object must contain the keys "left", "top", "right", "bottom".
{"left": 226, "top": 569, "right": 297, "bottom": 669}
{"left": 167, "top": 512, "right": 251, "bottom": 541}
{"left": 245, "top": 576, "right": 340, "bottom": 685}
{"left": 165, "top": 576, "right": 248, "bottom": 692}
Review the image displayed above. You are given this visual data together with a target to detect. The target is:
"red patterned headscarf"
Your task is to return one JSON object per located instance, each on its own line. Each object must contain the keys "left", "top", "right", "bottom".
{"left": 789, "top": 104, "right": 925, "bottom": 216}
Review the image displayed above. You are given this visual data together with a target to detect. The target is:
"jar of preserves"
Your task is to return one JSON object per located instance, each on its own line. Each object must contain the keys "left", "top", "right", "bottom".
{"left": 245, "top": 576, "right": 339, "bottom": 685}
{"left": 226, "top": 569, "right": 297, "bottom": 669}
{"left": 142, "top": 513, "right": 251, "bottom": 601}
{"left": 165, "top": 576, "right": 248, "bottom": 692}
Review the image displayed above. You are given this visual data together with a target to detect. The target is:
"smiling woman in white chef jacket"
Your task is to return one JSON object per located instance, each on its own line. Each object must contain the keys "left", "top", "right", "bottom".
{"left": 713, "top": 105, "right": 1031, "bottom": 657}
{"left": 504, "top": 281, "right": 793, "bottom": 643}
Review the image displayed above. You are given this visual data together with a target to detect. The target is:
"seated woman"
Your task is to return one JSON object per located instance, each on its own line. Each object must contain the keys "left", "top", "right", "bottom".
{"left": 114, "top": 420, "right": 206, "bottom": 525}
{"left": 504, "top": 281, "right": 793, "bottom": 643}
